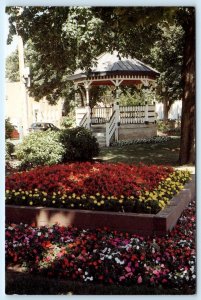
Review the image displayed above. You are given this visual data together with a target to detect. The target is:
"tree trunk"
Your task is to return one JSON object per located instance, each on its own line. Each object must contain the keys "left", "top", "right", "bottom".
{"left": 179, "top": 10, "right": 195, "bottom": 165}
{"left": 163, "top": 98, "right": 171, "bottom": 121}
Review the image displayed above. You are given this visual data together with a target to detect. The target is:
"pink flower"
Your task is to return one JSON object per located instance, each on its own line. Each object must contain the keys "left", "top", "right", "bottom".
{"left": 125, "top": 266, "right": 131, "bottom": 273}
{"left": 137, "top": 275, "right": 143, "bottom": 284}
{"left": 150, "top": 277, "right": 155, "bottom": 283}
{"left": 119, "top": 276, "right": 125, "bottom": 281}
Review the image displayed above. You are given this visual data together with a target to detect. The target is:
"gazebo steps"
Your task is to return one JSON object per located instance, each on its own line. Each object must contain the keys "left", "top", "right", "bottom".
{"left": 91, "top": 125, "right": 106, "bottom": 147}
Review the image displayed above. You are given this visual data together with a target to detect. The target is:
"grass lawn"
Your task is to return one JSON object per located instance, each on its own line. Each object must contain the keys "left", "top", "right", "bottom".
{"left": 97, "top": 137, "right": 181, "bottom": 165}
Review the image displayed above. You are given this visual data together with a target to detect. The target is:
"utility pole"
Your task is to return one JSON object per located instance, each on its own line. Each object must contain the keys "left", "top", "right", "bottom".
{"left": 16, "top": 7, "right": 30, "bottom": 136}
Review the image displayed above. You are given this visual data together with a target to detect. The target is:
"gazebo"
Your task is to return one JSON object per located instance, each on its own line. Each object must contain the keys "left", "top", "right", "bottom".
{"left": 67, "top": 51, "right": 160, "bottom": 146}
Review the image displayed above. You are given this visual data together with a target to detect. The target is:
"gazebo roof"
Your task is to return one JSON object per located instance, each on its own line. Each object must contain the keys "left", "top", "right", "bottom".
{"left": 67, "top": 51, "right": 160, "bottom": 86}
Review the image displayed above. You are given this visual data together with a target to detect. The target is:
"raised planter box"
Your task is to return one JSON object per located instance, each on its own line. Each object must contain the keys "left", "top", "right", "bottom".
{"left": 6, "top": 175, "right": 195, "bottom": 236}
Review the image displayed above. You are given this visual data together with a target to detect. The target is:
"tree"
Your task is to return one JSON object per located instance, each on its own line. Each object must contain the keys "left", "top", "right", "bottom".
{"left": 147, "top": 24, "right": 184, "bottom": 120}
{"left": 6, "top": 49, "right": 20, "bottom": 82}
{"left": 177, "top": 8, "right": 195, "bottom": 164}
{"left": 6, "top": 6, "right": 195, "bottom": 164}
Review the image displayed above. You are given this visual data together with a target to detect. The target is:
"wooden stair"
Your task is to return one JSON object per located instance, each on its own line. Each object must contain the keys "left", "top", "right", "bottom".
{"left": 91, "top": 124, "right": 106, "bottom": 147}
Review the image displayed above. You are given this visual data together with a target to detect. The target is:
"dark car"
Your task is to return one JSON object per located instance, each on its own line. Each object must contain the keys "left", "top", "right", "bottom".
{"left": 29, "top": 122, "right": 59, "bottom": 132}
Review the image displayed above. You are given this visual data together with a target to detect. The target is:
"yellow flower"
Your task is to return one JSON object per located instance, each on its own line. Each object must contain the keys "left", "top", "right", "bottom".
{"left": 6, "top": 190, "right": 9, "bottom": 194}
{"left": 119, "top": 199, "right": 123, "bottom": 204}
{"left": 29, "top": 201, "right": 33, "bottom": 205}
{"left": 52, "top": 200, "right": 56, "bottom": 204}
{"left": 22, "top": 196, "right": 26, "bottom": 200}
{"left": 96, "top": 193, "right": 100, "bottom": 196}
{"left": 94, "top": 200, "right": 97, "bottom": 204}
{"left": 43, "top": 198, "right": 46, "bottom": 201}
{"left": 71, "top": 204, "right": 74, "bottom": 207}
{"left": 101, "top": 200, "right": 104, "bottom": 204}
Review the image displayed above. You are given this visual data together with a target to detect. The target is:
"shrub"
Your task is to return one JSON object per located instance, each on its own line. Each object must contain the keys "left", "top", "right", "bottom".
{"left": 5, "top": 118, "right": 15, "bottom": 139}
{"left": 59, "top": 127, "right": 99, "bottom": 162}
{"left": 6, "top": 141, "right": 15, "bottom": 160}
{"left": 15, "top": 131, "right": 65, "bottom": 169}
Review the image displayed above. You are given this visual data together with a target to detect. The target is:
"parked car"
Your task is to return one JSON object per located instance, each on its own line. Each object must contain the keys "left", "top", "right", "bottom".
{"left": 29, "top": 122, "right": 59, "bottom": 132}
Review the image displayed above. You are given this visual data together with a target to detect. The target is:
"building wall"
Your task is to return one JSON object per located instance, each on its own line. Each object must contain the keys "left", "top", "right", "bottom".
{"left": 155, "top": 100, "right": 182, "bottom": 120}
{"left": 5, "top": 81, "right": 64, "bottom": 137}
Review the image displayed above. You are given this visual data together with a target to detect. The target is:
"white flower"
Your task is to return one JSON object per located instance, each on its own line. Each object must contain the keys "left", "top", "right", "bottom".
{"left": 115, "top": 257, "right": 124, "bottom": 265}
{"left": 37, "top": 232, "right": 41, "bottom": 236}
{"left": 190, "top": 266, "right": 195, "bottom": 272}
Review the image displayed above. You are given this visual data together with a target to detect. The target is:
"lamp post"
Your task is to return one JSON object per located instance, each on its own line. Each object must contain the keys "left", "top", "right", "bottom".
{"left": 18, "top": 34, "right": 30, "bottom": 136}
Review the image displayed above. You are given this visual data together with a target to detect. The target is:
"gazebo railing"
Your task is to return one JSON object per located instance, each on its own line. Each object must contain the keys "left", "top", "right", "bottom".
{"left": 90, "top": 104, "right": 156, "bottom": 125}
{"left": 119, "top": 105, "right": 145, "bottom": 124}
{"left": 91, "top": 106, "right": 113, "bottom": 124}
{"left": 106, "top": 110, "right": 117, "bottom": 147}
{"left": 80, "top": 113, "right": 88, "bottom": 128}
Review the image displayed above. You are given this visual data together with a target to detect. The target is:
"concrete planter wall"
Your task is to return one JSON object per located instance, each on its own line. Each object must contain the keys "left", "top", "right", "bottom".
{"left": 6, "top": 175, "right": 195, "bottom": 236}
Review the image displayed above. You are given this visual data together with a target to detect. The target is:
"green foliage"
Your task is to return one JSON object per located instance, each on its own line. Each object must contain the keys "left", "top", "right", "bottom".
{"left": 61, "top": 116, "right": 75, "bottom": 128}
{"left": 59, "top": 127, "right": 99, "bottom": 162}
{"left": 147, "top": 24, "right": 184, "bottom": 108}
{"left": 5, "top": 118, "right": 15, "bottom": 139}
{"left": 157, "top": 120, "right": 181, "bottom": 135}
{"left": 15, "top": 131, "right": 65, "bottom": 169}
{"left": 6, "top": 141, "right": 15, "bottom": 160}
{"left": 6, "top": 49, "right": 20, "bottom": 82}
{"left": 119, "top": 87, "right": 155, "bottom": 106}
{"left": 6, "top": 7, "right": 164, "bottom": 103}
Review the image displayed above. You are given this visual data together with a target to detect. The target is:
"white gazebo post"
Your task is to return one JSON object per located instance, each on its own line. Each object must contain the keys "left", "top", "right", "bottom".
{"left": 113, "top": 79, "right": 122, "bottom": 141}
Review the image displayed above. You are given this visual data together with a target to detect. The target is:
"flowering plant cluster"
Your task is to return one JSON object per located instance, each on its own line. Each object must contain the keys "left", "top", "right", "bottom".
{"left": 110, "top": 136, "right": 172, "bottom": 147}
{"left": 6, "top": 162, "right": 191, "bottom": 213}
{"left": 5, "top": 199, "right": 196, "bottom": 291}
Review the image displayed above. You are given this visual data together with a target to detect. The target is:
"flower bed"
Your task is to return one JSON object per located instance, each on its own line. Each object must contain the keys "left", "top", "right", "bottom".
{"left": 110, "top": 136, "right": 172, "bottom": 147}
{"left": 5, "top": 199, "right": 196, "bottom": 291}
{"left": 5, "top": 162, "right": 191, "bottom": 214}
